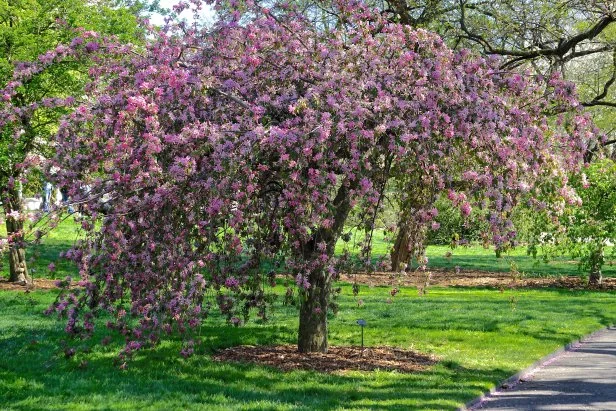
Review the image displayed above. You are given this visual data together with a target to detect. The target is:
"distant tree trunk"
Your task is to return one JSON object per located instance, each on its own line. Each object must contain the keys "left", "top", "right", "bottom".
{"left": 588, "top": 248, "right": 603, "bottom": 287}
{"left": 391, "top": 221, "right": 411, "bottom": 272}
{"left": 297, "top": 182, "right": 354, "bottom": 353}
{"left": 4, "top": 187, "right": 31, "bottom": 285}
{"left": 391, "top": 213, "right": 427, "bottom": 272}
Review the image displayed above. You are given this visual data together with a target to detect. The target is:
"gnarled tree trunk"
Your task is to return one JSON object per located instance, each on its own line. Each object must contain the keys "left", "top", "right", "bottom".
{"left": 4, "top": 187, "right": 31, "bottom": 285}
{"left": 390, "top": 213, "right": 427, "bottom": 272}
{"left": 297, "top": 181, "right": 354, "bottom": 353}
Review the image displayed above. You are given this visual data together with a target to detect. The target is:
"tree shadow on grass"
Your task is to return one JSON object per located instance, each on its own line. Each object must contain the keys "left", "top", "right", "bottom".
{"left": 2, "top": 337, "right": 510, "bottom": 410}
{"left": 2, "top": 288, "right": 615, "bottom": 410}
{"left": 0, "top": 316, "right": 511, "bottom": 411}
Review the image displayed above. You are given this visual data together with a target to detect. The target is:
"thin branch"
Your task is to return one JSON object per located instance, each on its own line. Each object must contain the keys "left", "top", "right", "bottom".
{"left": 457, "top": 0, "right": 616, "bottom": 67}
{"left": 209, "top": 87, "right": 251, "bottom": 110}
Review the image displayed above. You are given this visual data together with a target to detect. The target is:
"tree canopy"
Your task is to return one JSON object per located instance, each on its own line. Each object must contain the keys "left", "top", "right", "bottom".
{"left": 23, "top": 0, "right": 595, "bottom": 355}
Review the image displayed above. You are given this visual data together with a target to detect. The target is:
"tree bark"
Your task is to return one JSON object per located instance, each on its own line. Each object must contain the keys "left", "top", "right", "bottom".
{"left": 589, "top": 269, "right": 602, "bottom": 286}
{"left": 391, "top": 221, "right": 412, "bottom": 272}
{"left": 297, "top": 270, "right": 329, "bottom": 353}
{"left": 391, "top": 215, "right": 427, "bottom": 272}
{"left": 588, "top": 248, "right": 603, "bottom": 287}
{"left": 4, "top": 187, "right": 31, "bottom": 285}
{"left": 297, "top": 181, "right": 354, "bottom": 353}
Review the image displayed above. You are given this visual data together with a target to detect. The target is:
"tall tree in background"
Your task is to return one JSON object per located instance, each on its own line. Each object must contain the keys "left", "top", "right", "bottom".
{"left": 379, "top": 0, "right": 616, "bottom": 267}
{"left": 381, "top": 0, "right": 616, "bottom": 145}
{"left": 0, "top": 0, "right": 146, "bottom": 284}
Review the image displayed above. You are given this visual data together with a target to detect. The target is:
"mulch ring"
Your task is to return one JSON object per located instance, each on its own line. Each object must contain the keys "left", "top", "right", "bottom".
{"left": 212, "top": 345, "right": 437, "bottom": 373}
{"left": 339, "top": 269, "right": 616, "bottom": 290}
{"left": 0, "top": 278, "right": 61, "bottom": 291}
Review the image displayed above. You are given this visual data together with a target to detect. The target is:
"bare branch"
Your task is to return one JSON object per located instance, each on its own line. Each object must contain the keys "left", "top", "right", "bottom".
{"left": 457, "top": 0, "right": 616, "bottom": 67}
{"left": 208, "top": 87, "right": 251, "bottom": 110}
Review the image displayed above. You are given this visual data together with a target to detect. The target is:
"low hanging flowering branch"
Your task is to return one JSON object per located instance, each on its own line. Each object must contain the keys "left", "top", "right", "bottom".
{"left": 22, "top": 0, "right": 597, "bottom": 356}
{"left": 0, "top": 27, "right": 135, "bottom": 285}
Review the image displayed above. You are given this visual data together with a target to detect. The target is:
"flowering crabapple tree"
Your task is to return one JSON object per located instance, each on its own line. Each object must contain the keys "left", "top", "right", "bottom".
{"left": 46, "top": 0, "right": 594, "bottom": 354}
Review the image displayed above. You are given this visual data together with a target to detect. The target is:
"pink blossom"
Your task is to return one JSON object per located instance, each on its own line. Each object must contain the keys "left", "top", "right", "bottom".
{"left": 461, "top": 202, "right": 472, "bottom": 217}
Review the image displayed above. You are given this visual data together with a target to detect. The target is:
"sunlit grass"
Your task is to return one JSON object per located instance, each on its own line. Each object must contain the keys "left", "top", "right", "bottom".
{"left": 0, "top": 285, "right": 614, "bottom": 410}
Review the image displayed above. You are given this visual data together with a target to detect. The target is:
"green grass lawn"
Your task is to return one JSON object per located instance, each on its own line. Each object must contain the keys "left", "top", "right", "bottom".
{"left": 2, "top": 220, "right": 615, "bottom": 409}
{"left": 1, "top": 284, "right": 614, "bottom": 410}
{"left": 0, "top": 216, "right": 84, "bottom": 280}
{"left": 340, "top": 229, "right": 616, "bottom": 278}
{"left": 423, "top": 244, "right": 616, "bottom": 278}
{"left": 3, "top": 218, "right": 613, "bottom": 280}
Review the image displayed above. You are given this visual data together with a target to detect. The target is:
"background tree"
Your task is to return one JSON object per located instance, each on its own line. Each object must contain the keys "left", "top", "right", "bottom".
{"left": 382, "top": 0, "right": 616, "bottom": 141}
{"left": 528, "top": 159, "right": 616, "bottom": 286}
{"left": 42, "top": 0, "right": 594, "bottom": 355}
{"left": 0, "top": 0, "right": 146, "bottom": 284}
{"left": 374, "top": 0, "right": 616, "bottom": 266}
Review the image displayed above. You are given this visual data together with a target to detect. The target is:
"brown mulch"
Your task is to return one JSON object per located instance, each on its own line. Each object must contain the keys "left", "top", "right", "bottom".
{"left": 339, "top": 269, "right": 616, "bottom": 290}
{"left": 2, "top": 268, "right": 616, "bottom": 291}
{"left": 212, "top": 344, "right": 437, "bottom": 373}
{"left": 0, "top": 278, "right": 61, "bottom": 291}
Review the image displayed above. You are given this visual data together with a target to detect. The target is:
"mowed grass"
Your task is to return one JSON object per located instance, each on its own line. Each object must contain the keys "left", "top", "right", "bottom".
{"left": 3, "top": 218, "right": 613, "bottom": 280}
{"left": 1, "top": 285, "right": 615, "bottom": 410}
{"left": 0, "top": 216, "right": 84, "bottom": 280}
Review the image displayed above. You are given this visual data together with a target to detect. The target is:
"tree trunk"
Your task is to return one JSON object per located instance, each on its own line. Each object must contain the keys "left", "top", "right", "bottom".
{"left": 298, "top": 270, "right": 329, "bottom": 353}
{"left": 589, "top": 269, "right": 602, "bottom": 286}
{"left": 296, "top": 180, "right": 355, "bottom": 353}
{"left": 391, "top": 215, "right": 427, "bottom": 272}
{"left": 391, "top": 221, "right": 412, "bottom": 272}
{"left": 588, "top": 248, "right": 603, "bottom": 287}
{"left": 4, "top": 188, "right": 31, "bottom": 285}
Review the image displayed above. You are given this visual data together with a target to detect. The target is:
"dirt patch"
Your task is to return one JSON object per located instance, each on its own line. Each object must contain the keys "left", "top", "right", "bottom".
{"left": 0, "top": 278, "right": 62, "bottom": 291}
{"left": 339, "top": 269, "right": 616, "bottom": 290}
{"left": 2, "top": 268, "right": 616, "bottom": 292}
{"left": 212, "top": 344, "right": 436, "bottom": 373}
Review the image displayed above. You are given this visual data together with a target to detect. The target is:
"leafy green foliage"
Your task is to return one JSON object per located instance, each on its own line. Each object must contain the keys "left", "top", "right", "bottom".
{"left": 565, "top": 160, "right": 616, "bottom": 276}
{"left": 528, "top": 159, "right": 616, "bottom": 280}
{"left": 425, "top": 197, "right": 489, "bottom": 246}
{"left": 0, "top": 0, "right": 146, "bottom": 170}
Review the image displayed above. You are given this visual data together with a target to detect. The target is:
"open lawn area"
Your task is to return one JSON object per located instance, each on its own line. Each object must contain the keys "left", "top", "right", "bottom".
{"left": 2, "top": 220, "right": 615, "bottom": 409}
{"left": 1, "top": 284, "right": 615, "bottom": 410}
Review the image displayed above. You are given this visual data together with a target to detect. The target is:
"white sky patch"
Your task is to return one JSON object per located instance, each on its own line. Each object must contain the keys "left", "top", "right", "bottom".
{"left": 148, "top": 0, "right": 216, "bottom": 27}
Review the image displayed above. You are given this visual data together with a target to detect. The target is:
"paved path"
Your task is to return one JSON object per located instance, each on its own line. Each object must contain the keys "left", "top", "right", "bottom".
{"left": 473, "top": 326, "right": 616, "bottom": 410}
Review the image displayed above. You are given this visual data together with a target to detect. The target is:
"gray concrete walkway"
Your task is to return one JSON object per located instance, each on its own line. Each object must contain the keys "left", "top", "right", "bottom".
{"left": 473, "top": 326, "right": 616, "bottom": 410}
